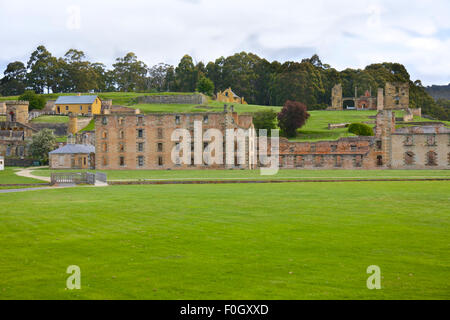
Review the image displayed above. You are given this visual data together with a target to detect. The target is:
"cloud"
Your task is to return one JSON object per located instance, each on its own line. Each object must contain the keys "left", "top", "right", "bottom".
{"left": 0, "top": 0, "right": 449, "bottom": 85}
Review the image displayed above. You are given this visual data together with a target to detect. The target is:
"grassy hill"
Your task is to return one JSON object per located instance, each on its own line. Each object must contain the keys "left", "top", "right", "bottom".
{"left": 1, "top": 92, "right": 448, "bottom": 142}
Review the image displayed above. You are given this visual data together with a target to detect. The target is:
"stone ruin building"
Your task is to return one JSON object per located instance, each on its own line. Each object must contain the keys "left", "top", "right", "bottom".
{"left": 278, "top": 107, "right": 450, "bottom": 170}
{"left": 329, "top": 82, "right": 410, "bottom": 111}
{"left": 0, "top": 101, "right": 37, "bottom": 162}
{"left": 94, "top": 105, "right": 255, "bottom": 170}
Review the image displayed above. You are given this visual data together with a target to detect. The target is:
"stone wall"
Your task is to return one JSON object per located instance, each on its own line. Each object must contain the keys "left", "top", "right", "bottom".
{"left": 278, "top": 137, "right": 383, "bottom": 169}
{"left": 137, "top": 93, "right": 207, "bottom": 105}
{"left": 30, "top": 123, "right": 68, "bottom": 136}
{"left": 4, "top": 158, "right": 37, "bottom": 167}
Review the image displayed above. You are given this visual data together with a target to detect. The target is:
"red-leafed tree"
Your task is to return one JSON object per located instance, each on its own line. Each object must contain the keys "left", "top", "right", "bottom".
{"left": 277, "top": 100, "right": 310, "bottom": 137}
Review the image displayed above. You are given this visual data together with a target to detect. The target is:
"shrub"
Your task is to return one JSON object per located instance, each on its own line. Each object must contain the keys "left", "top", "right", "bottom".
{"left": 18, "top": 90, "right": 46, "bottom": 110}
{"left": 308, "top": 103, "right": 328, "bottom": 111}
{"left": 348, "top": 123, "right": 374, "bottom": 136}
{"left": 277, "top": 100, "right": 310, "bottom": 137}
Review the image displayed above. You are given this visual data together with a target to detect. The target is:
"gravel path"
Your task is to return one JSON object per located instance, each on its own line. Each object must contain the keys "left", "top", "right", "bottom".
{"left": 14, "top": 166, "right": 51, "bottom": 182}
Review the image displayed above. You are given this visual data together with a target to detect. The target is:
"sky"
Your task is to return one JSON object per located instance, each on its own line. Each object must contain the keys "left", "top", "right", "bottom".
{"left": 1, "top": 0, "right": 450, "bottom": 86}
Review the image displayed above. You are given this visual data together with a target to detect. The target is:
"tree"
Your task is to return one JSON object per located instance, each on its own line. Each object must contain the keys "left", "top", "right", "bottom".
{"left": 164, "top": 66, "right": 176, "bottom": 92}
{"left": 28, "top": 129, "right": 56, "bottom": 163}
{"left": 148, "top": 63, "right": 172, "bottom": 92}
{"left": 57, "top": 49, "right": 99, "bottom": 92}
{"left": 112, "top": 52, "right": 148, "bottom": 92}
{"left": 18, "top": 90, "right": 46, "bottom": 110}
{"left": 277, "top": 100, "right": 310, "bottom": 137}
{"left": 196, "top": 76, "right": 214, "bottom": 96}
{"left": 252, "top": 109, "right": 278, "bottom": 135}
{"left": 0, "top": 61, "right": 27, "bottom": 96}
{"left": 27, "top": 45, "right": 57, "bottom": 93}
{"left": 175, "top": 55, "right": 197, "bottom": 92}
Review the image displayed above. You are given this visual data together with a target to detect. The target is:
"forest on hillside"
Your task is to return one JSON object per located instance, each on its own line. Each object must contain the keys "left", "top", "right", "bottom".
{"left": 426, "top": 84, "right": 450, "bottom": 100}
{"left": 0, "top": 45, "right": 449, "bottom": 120}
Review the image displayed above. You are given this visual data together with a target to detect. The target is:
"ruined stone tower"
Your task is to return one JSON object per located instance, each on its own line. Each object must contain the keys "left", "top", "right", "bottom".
{"left": 331, "top": 84, "right": 343, "bottom": 110}
{"left": 375, "top": 108, "right": 396, "bottom": 168}
{"left": 377, "top": 88, "right": 384, "bottom": 110}
{"left": 5, "top": 101, "right": 29, "bottom": 124}
{"left": 384, "top": 82, "right": 409, "bottom": 110}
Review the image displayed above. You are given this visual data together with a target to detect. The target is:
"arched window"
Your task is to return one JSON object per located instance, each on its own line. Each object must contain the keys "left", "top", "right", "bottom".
{"left": 102, "top": 131, "right": 108, "bottom": 139}
{"left": 404, "top": 151, "right": 415, "bottom": 165}
{"left": 119, "top": 130, "right": 124, "bottom": 139}
{"left": 426, "top": 151, "right": 438, "bottom": 166}
{"left": 377, "top": 155, "right": 383, "bottom": 166}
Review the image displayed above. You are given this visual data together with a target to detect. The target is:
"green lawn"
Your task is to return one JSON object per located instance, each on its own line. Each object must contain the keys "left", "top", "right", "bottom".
{"left": 30, "top": 168, "right": 450, "bottom": 182}
{"left": 0, "top": 167, "right": 43, "bottom": 184}
{"left": 31, "top": 115, "right": 69, "bottom": 123}
{"left": 80, "top": 118, "right": 95, "bottom": 132}
{"left": 0, "top": 181, "right": 448, "bottom": 299}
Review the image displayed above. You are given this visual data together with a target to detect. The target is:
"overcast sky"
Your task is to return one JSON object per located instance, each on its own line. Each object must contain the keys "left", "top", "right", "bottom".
{"left": 1, "top": 0, "right": 449, "bottom": 85}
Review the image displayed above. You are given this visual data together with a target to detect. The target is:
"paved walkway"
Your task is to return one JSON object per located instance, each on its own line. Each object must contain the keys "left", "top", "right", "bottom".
{"left": 15, "top": 166, "right": 51, "bottom": 182}
{"left": 0, "top": 185, "right": 74, "bottom": 193}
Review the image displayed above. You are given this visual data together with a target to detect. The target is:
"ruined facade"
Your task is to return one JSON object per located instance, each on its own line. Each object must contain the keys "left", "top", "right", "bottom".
{"left": 329, "top": 82, "right": 410, "bottom": 111}
{"left": 384, "top": 82, "right": 409, "bottom": 110}
{"left": 390, "top": 125, "right": 450, "bottom": 169}
{"left": 0, "top": 101, "right": 36, "bottom": 159}
{"left": 278, "top": 137, "right": 383, "bottom": 169}
{"left": 330, "top": 84, "right": 343, "bottom": 110}
{"left": 277, "top": 101, "right": 450, "bottom": 170}
{"left": 94, "top": 106, "right": 255, "bottom": 170}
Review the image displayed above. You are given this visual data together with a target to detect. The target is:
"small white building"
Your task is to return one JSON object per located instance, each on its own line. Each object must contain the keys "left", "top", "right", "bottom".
{"left": 0, "top": 156, "right": 4, "bottom": 171}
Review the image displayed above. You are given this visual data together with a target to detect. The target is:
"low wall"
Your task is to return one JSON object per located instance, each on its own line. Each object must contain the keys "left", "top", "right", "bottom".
{"left": 137, "top": 93, "right": 207, "bottom": 105}
{"left": 5, "top": 158, "right": 39, "bottom": 167}
{"left": 328, "top": 123, "right": 349, "bottom": 130}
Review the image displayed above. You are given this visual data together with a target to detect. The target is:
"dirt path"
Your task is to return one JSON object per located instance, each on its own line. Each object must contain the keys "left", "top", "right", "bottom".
{"left": 15, "top": 166, "right": 51, "bottom": 182}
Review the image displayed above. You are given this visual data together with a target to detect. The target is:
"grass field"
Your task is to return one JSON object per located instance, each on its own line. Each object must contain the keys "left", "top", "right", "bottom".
{"left": 0, "top": 167, "right": 43, "bottom": 184}
{"left": 0, "top": 181, "right": 448, "bottom": 299}
{"left": 30, "top": 168, "right": 450, "bottom": 181}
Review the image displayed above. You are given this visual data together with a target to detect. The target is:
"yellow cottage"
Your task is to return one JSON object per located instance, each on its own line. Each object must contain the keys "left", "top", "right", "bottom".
{"left": 216, "top": 88, "right": 247, "bottom": 104}
{"left": 54, "top": 95, "right": 102, "bottom": 115}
